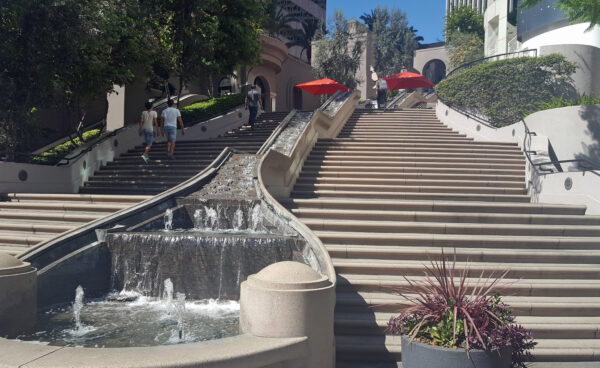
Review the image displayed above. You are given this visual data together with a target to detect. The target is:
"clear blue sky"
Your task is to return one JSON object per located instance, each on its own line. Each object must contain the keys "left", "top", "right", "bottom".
{"left": 326, "top": 0, "right": 446, "bottom": 44}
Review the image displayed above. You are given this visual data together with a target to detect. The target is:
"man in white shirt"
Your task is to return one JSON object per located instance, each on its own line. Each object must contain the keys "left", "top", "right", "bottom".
{"left": 139, "top": 101, "right": 158, "bottom": 163}
{"left": 161, "top": 99, "right": 185, "bottom": 159}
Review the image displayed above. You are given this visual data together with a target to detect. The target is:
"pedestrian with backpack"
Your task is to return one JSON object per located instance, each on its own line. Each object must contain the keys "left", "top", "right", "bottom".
{"left": 245, "top": 85, "right": 263, "bottom": 129}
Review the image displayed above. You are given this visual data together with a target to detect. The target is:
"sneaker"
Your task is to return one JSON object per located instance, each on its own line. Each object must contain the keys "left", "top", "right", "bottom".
{"left": 168, "top": 154, "right": 175, "bottom": 160}
{"left": 141, "top": 154, "right": 149, "bottom": 163}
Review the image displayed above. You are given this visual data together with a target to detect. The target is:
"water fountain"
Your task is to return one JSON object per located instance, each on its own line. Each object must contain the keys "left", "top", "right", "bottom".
{"left": 16, "top": 154, "right": 308, "bottom": 348}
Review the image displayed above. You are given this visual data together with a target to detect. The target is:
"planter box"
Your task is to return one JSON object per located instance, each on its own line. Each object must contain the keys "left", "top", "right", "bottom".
{"left": 401, "top": 336, "right": 512, "bottom": 368}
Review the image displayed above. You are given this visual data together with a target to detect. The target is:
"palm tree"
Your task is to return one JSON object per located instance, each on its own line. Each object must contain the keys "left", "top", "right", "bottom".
{"left": 285, "top": 18, "right": 325, "bottom": 63}
{"left": 408, "top": 26, "right": 424, "bottom": 46}
{"left": 360, "top": 10, "right": 376, "bottom": 31}
{"left": 264, "top": 2, "right": 295, "bottom": 36}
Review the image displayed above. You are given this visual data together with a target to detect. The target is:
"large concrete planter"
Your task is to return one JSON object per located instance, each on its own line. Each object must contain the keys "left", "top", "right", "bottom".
{"left": 401, "top": 336, "right": 512, "bottom": 368}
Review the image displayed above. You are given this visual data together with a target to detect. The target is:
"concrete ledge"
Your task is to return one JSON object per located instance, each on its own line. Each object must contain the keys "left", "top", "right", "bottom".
{"left": 0, "top": 334, "right": 307, "bottom": 368}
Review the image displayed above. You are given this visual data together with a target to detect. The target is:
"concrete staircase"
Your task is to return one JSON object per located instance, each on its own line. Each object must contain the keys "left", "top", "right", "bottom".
{"left": 80, "top": 112, "right": 288, "bottom": 195}
{"left": 283, "top": 109, "right": 600, "bottom": 366}
{"left": 0, "top": 193, "right": 150, "bottom": 255}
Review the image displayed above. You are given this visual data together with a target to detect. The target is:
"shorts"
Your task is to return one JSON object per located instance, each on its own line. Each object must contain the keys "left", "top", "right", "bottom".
{"left": 143, "top": 129, "right": 154, "bottom": 146}
{"left": 164, "top": 125, "right": 177, "bottom": 142}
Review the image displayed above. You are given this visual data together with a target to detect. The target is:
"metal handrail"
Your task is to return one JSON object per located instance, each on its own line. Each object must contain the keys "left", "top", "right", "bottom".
{"left": 441, "top": 99, "right": 600, "bottom": 177}
{"left": 445, "top": 49, "right": 538, "bottom": 78}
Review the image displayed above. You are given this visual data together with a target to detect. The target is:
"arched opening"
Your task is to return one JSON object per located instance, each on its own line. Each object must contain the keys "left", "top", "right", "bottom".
{"left": 218, "top": 77, "right": 232, "bottom": 96}
{"left": 293, "top": 86, "right": 303, "bottom": 110}
{"left": 422, "top": 59, "right": 447, "bottom": 85}
{"left": 253, "top": 76, "right": 270, "bottom": 111}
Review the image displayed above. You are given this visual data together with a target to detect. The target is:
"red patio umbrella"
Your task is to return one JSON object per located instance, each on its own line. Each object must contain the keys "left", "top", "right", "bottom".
{"left": 295, "top": 78, "right": 349, "bottom": 95}
{"left": 383, "top": 72, "right": 434, "bottom": 90}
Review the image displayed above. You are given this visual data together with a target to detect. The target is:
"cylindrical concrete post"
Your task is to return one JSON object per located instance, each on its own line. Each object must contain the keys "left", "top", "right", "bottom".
{"left": 240, "top": 261, "right": 335, "bottom": 368}
{"left": 0, "top": 254, "right": 37, "bottom": 337}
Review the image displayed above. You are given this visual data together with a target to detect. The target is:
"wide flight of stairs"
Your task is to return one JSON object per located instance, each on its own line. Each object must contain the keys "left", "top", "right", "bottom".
{"left": 0, "top": 112, "right": 286, "bottom": 256}
{"left": 0, "top": 193, "right": 149, "bottom": 255}
{"left": 283, "top": 109, "right": 600, "bottom": 366}
{"left": 80, "top": 112, "right": 288, "bottom": 195}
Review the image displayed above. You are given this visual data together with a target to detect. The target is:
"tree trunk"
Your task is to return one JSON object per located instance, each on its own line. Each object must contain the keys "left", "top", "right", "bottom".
{"left": 177, "top": 76, "right": 184, "bottom": 108}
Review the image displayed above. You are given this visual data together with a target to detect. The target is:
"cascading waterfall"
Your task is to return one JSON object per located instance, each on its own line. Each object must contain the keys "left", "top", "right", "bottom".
{"left": 233, "top": 208, "right": 244, "bottom": 231}
{"left": 164, "top": 209, "right": 173, "bottom": 231}
{"left": 193, "top": 209, "right": 202, "bottom": 230}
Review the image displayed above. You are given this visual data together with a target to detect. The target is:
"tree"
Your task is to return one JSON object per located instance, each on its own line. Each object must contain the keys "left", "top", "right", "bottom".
{"left": 360, "top": 10, "right": 376, "bottom": 31}
{"left": 370, "top": 6, "right": 418, "bottom": 76}
{"left": 0, "top": 0, "right": 148, "bottom": 153}
{"left": 445, "top": 4, "right": 484, "bottom": 42}
{"left": 520, "top": 0, "right": 600, "bottom": 31}
{"left": 409, "top": 26, "right": 425, "bottom": 46}
{"left": 149, "top": 0, "right": 266, "bottom": 103}
{"left": 447, "top": 31, "right": 485, "bottom": 69}
{"left": 313, "top": 10, "right": 363, "bottom": 90}
{"left": 286, "top": 17, "right": 326, "bottom": 62}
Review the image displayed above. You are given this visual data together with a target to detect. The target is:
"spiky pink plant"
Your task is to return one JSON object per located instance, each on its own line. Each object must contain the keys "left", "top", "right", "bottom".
{"left": 386, "top": 249, "right": 536, "bottom": 367}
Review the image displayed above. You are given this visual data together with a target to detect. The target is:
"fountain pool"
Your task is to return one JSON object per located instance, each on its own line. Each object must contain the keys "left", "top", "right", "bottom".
{"left": 18, "top": 291, "right": 239, "bottom": 348}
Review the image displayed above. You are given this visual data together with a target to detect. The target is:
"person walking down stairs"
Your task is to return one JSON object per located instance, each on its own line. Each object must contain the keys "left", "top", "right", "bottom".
{"left": 161, "top": 99, "right": 185, "bottom": 159}
{"left": 139, "top": 101, "right": 158, "bottom": 163}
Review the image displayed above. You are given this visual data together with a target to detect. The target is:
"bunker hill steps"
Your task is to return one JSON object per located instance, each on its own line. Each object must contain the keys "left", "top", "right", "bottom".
{"left": 80, "top": 112, "right": 286, "bottom": 195}
{"left": 284, "top": 109, "right": 600, "bottom": 365}
{"left": 0, "top": 193, "right": 149, "bottom": 255}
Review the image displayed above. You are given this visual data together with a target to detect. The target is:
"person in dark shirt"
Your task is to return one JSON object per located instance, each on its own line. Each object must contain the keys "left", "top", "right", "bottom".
{"left": 245, "top": 85, "right": 263, "bottom": 128}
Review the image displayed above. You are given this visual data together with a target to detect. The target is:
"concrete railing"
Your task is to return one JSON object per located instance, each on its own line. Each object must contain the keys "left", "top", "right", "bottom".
{"left": 437, "top": 101, "right": 600, "bottom": 214}
{"left": 0, "top": 106, "right": 248, "bottom": 194}
{"left": 0, "top": 333, "right": 309, "bottom": 368}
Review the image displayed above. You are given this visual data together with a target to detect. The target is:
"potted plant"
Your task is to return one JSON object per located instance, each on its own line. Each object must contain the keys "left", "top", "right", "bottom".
{"left": 387, "top": 251, "right": 536, "bottom": 368}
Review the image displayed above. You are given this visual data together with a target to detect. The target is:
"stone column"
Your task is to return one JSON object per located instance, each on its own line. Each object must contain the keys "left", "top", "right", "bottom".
{"left": 240, "top": 261, "right": 336, "bottom": 368}
{"left": 106, "top": 85, "right": 126, "bottom": 132}
{"left": 0, "top": 254, "right": 37, "bottom": 337}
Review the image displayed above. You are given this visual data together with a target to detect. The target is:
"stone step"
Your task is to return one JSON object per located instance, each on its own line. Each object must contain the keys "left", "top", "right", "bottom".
{"left": 335, "top": 135, "right": 475, "bottom": 142}
{"left": 79, "top": 186, "right": 167, "bottom": 195}
{"left": 282, "top": 198, "right": 586, "bottom": 215}
{"left": 305, "top": 156, "right": 525, "bottom": 165}
{"left": 336, "top": 291, "right": 600, "bottom": 316}
{"left": 332, "top": 258, "right": 600, "bottom": 280}
{"left": 311, "top": 146, "right": 524, "bottom": 154}
{"left": 290, "top": 208, "right": 599, "bottom": 225}
{"left": 336, "top": 132, "right": 467, "bottom": 138}
{"left": 302, "top": 218, "right": 600, "bottom": 237}
{"left": 291, "top": 190, "right": 532, "bottom": 202}
{"left": 89, "top": 174, "right": 193, "bottom": 181}
{"left": 334, "top": 335, "right": 600, "bottom": 362}
{"left": 0, "top": 221, "right": 82, "bottom": 233}
{"left": 0, "top": 232, "right": 53, "bottom": 246}
{"left": 0, "top": 210, "right": 104, "bottom": 223}
{"left": 294, "top": 183, "right": 526, "bottom": 196}
{"left": 84, "top": 179, "right": 183, "bottom": 187}
{"left": 3, "top": 193, "right": 149, "bottom": 203}
{"left": 317, "top": 138, "right": 519, "bottom": 147}
{"left": 335, "top": 273, "right": 600, "bottom": 296}
{"left": 309, "top": 150, "right": 525, "bottom": 159}
{"left": 303, "top": 160, "right": 525, "bottom": 170}
{"left": 334, "top": 313, "right": 600, "bottom": 339}
{"left": 0, "top": 201, "right": 134, "bottom": 212}
{"left": 295, "top": 177, "right": 526, "bottom": 189}
{"left": 314, "top": 231, "right": 599, "bottom": 250}
{"left": 297, "top": 170, "right": 525, "bottom": 182}
{"left": 301, "top": 165, "right": 525, "bottom": 176}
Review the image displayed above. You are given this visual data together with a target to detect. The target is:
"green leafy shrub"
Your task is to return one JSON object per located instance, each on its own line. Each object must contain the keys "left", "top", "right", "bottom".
{"left": 31, "top": 129, "right": 101, "bottom": 165}
{"left": 180, "top": 94, "right": 244, "bottom": 125}
{"left": 435, "top": 54, "right": 577, "bottom": 127}
{"left": 537, "top": 94, "right": 600, "bottom": 111}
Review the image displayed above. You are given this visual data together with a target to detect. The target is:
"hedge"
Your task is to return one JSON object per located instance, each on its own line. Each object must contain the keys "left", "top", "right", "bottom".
{"left": 180, "top": 94, "right": 244, "bottom": 125}
{"left": 435, "top": 54, "right": 577, "bottom": 127}
{"left": 31, "top": 129, "right": 101, "bottom": 165}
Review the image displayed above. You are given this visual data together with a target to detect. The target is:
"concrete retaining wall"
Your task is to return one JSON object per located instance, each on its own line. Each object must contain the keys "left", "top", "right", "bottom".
{"left": 437, "top": 101, "right": 600, "bottom": 214}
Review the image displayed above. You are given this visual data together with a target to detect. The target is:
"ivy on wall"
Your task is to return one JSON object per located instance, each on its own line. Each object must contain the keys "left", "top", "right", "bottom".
{"left": 435, "top": 54, "right": 577, "bottom": 126}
